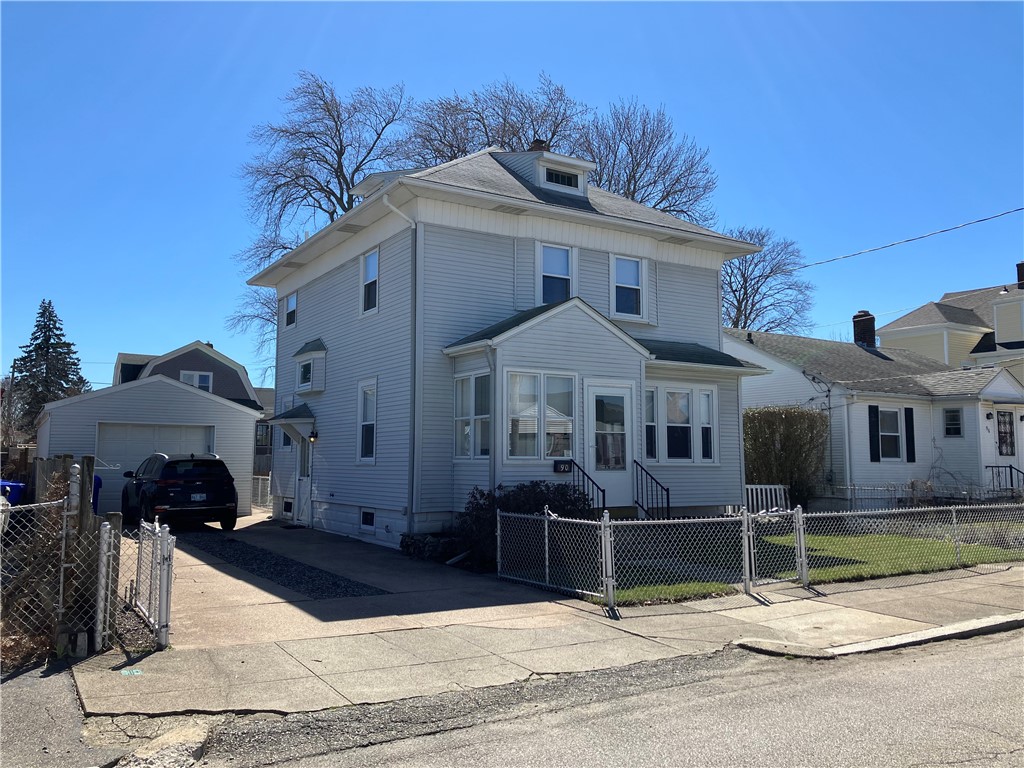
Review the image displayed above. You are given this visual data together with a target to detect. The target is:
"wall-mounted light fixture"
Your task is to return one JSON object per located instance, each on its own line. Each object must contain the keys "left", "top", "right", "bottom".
{"left": 309, "top": 430, "right": 319, "bottom": 443}
{"left": 986, "top": 412, "right": 994, "bottom": 420}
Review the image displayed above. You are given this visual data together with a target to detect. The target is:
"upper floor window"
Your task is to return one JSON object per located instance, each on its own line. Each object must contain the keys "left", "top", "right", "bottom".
{"left": 612, "top": 256, "right": 644, "bottom": 318}
{"left": 545, "top": 168, "right": 579, "bottom": 189}
{"left": 180, "top": 371, "right": 212, "bottom": 392}
{"left": 359, "top": 379, "right": 377, "bottom": 461}
{"left": 297, "top": 360, "right": 313, "bottom": 391}
{"left": 285, "top": 293, "right": 297, "bottom": 327}
{"left": 539, "top": 244, "right": 573, "bottom": 305}
{"left": 362, "top": 250, "right": 379, "bottom": 313}
{"left": 455, "top": 373, "right": 491, "bottom": 459}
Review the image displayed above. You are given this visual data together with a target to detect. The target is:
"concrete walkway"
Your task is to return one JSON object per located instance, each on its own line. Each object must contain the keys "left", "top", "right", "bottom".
{"left": 72, "top": 517, "right": 1024, "bottom": 716}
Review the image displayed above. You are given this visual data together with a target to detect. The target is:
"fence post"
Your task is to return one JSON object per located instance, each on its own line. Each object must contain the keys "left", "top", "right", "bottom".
{"left": 157, "top": 524, "right": 173, "bottom": 649}
{"left": 793, "top": 505, "right": 809, "bottom": 588}
{"left": 601, "top": 511, "right": 616, "bottom": 612}
{"left": 951, "top": 506, "right": 962, "bottom": 568}
{"left": 741, "top": 506, "right": 752, "bottom": 595}
{"left": 495, "top": 509, "right": 502, "bottom": 576}
{"left": 69, "top": 464, "right": 81, "bottom": 518}
{"left": 94, "top": 522, "right": 111, "bottom": 650}
{"left": 544, "top": 510, "right": 550, "bottom": 586}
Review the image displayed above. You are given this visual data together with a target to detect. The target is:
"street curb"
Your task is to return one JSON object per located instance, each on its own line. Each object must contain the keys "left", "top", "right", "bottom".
{"left": 111, "top": 723, "right": 209, "bottom": 768}
{"left": 735, "top": 612, "right": 1024, "bottom": 659}
{"left": 830, "top": 612, "right": 1024, "bottom": 656}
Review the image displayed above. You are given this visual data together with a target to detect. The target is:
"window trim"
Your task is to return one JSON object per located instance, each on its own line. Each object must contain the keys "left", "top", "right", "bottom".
{"left": 536, "top": 242, "right": 577, "bottom": 306}
{"left": 180, "top": 370, "right": 213, "bottom": 392}
{"left": 610, "top": 255, "right": 647, "bottom": 320}
{"left": 646, "top": 383, "right": 720, "bottom": 466}
{"left": 361, "top": 249, "right": 379, "bottom": 315}
{"left": 505, "top": 369, "right": 578, "bottom": 462}
{"left": 284, "top": 293, "right": 297, "bottom": 328}
{"left": 454, "top": 371, "right": 492, "bottom": 460}
{"left": 943, "top": 408, "right": 963, "bottom": 438}
{"left": 357, "top": 377, "right": 377, "bottom": 463}
{"left": 644, "top": 388, "right": 658, "bottom": 461}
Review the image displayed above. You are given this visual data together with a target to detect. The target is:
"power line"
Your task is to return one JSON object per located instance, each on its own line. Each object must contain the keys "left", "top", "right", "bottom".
{"left": 793, "top": 207, "right": 1024, "bottom": 273}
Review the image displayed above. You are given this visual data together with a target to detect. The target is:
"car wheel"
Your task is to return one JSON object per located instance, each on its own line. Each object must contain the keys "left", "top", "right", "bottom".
{"left": 220, "top": 514, "right": 237, "bottom": 532}
{"left": 121, "top": 489, "right": 139, "bottom": 525}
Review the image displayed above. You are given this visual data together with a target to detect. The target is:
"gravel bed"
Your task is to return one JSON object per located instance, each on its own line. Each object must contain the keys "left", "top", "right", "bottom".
{"left": 175, "top": 533, "right": 389, "bottom": 599}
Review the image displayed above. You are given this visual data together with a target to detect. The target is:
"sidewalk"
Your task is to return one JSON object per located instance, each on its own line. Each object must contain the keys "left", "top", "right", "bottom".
{"left": 72, "top": 552, "right": 1024, "bottom": 716}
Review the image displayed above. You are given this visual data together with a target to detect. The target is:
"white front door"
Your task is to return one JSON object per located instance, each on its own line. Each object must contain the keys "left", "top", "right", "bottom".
{"left": 586, "top": 385, "right": 634, "bottom": 507}
{"left": 295, "top": 438, "right": 312, "bottom": 526}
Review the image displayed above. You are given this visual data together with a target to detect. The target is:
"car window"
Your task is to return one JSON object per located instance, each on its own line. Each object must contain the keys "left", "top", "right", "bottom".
{"left": 164, "top": 460, "right": 231, "bottom": 479}
{"left": 135, "top": 458, "right": 152, "bottom": 476}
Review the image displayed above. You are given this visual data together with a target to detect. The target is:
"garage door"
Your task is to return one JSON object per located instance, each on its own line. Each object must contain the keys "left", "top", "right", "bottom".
{"left": 95, "top": 423, "right": 215, "bottom": 513}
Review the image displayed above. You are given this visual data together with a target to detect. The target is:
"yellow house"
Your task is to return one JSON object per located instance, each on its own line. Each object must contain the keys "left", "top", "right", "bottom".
{"left": 877, "top": 262, "right": 1024, "bottom": 385}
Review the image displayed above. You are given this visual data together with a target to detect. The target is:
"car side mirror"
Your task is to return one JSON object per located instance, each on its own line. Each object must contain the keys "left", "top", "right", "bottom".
{"left": 123, "top": 471, "right": 135, "bottom": 478}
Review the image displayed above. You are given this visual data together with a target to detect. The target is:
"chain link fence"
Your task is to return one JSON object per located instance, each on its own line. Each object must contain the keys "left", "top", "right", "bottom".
{"left": 498, "top": 503, "right": 1024, "bottom": 609}
{"left": 1, "top": 463, "right": 176, "bottom": 669}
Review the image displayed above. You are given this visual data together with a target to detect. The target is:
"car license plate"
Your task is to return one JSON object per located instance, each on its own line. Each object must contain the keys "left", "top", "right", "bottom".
{"left": 191, "top": 493, "right": 206, "bottom": 502}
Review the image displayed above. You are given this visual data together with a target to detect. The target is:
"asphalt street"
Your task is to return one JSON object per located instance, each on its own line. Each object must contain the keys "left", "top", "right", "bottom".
{"left": 197, "top": 629, "right": 1024, "bottom": 768}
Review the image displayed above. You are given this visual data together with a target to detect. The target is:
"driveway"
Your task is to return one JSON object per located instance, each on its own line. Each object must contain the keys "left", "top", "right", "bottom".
{"left": 167, "top": 514, "right": 587, "bottom": 650}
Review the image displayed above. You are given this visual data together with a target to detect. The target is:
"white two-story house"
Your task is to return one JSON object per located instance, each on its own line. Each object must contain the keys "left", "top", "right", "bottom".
{"left": 250, "top": 146, "right": 764, "bottom": 547}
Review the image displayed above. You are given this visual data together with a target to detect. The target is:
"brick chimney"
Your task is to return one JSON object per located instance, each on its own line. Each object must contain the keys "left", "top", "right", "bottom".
{"left": 527, "top": 138, "right": 550, "bottom": 152}
{"left": 1016, "top": 261, "right": 1024, "bottom": 290}
{"left": 853, "top": 310, "right": 876, "bottom": 348}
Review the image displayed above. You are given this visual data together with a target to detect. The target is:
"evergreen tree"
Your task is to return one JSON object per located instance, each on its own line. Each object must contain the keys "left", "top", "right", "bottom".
{"left": 11, "top": 300, "right": 91, "bottom": 436}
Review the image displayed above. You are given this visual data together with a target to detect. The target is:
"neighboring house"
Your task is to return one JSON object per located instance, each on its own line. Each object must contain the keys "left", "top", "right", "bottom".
{"left": 253, "top": 387, "right": 275, "bottom": 475}
{"left": 876, "top": 262, "right": 1024, "bottom": 385}
{"left": 37, "top": 341, "right": 262, "bottom": 515}
{"left": 723, "top": 312, "right": 1024, "bottom": 507}
{"left": 250, "top": 145, "right": 766, "bottom": 548}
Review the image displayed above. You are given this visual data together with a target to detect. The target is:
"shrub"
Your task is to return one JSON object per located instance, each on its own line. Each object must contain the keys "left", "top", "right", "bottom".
{"left": 453, "top": 481, "right": 594, "bottom": 571}
{"left": 744, "top": 406, "right": 829, "bottom": 507}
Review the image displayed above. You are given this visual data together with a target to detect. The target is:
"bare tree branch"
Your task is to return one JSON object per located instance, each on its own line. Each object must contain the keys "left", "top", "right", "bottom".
{"left": 573, "top": 99, "right": 718, "bottom": 227}
{"left": 721, "top": 226, "right": 815, "bottom": 334}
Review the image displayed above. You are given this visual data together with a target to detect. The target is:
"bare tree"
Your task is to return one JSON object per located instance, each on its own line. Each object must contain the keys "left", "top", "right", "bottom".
{"left": 229, "top": 72, "right": 413, "bottom": 357}
{"left": 406, "top": 74, "right": 590, "bottom": 165}
{"left": 573, "top": 99, "right": 718, "bottom": 227}
{"left": 721, "top": 226, "right": 815, "bottom": 333}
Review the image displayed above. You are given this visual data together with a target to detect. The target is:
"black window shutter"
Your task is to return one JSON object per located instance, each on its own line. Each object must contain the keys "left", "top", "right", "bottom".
{"left": 868, "top": 405, "right": 880, "bottom": 463}
{"left": 904, "top": 408, "right": 916, "bottom": 463}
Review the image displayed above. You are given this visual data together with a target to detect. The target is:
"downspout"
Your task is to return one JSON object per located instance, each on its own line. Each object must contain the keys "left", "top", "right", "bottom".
{"left": 486, "top": 346, "right": 497, "bottom": 492}
{"left": 384, "top": 193, "right": 418, "bottom": 537}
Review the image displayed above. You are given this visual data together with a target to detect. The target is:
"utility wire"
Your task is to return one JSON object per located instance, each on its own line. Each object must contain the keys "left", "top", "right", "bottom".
{"left": 792, "top": 207, "right": 1024, "bottom": 273}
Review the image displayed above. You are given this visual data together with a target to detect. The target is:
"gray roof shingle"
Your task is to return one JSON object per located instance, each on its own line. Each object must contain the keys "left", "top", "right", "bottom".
{"left": 880, "top": 285, "right": 1007, "bottom": 332}
{"left": 724, "top": 328, "right": 1010, "bottom": 398}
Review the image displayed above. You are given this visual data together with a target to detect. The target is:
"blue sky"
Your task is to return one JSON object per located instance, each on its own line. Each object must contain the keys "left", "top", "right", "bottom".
{"left": 2, "top": 2, "right": 1022, "bottom": 391}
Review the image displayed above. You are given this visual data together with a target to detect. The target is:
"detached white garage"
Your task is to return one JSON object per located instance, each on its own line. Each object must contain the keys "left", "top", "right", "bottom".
{"left": 37, "top": 375, "right": 260, "bottom": 515}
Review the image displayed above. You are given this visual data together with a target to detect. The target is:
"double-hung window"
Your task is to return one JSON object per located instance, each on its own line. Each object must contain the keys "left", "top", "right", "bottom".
{"left": 943, "top": 408, "right": 963, "bottom": 438}
{"left": 455, "top": 373, "right": 491, "bottom": 458}
{"left": 358, "top": 379, "right": 376, "bottom": 461}
{"left": 612, "top": 256, "right": 644, "bottom": 318}
{"left": 540, "top": 244, "right": 572, "bottom": 304}
{"left": 362, "top": 250, "right": 379, "bottom": 313}
{"left": 180, "top": 371, "right": 212, "bottom": 392}
{"left": 297, "top": 361, "right": 313, "bottom": 391}
{"left": 507, "top": 372, "right": 575, "bottom": 459}
{"left": 647, "top": 385, "right": 717, "bottom": 464}
{"left": 284, "top": 293, "right": 297, "bottom": 327}
{"left": 879, "top": 408, "right": 902, "bottom": 459}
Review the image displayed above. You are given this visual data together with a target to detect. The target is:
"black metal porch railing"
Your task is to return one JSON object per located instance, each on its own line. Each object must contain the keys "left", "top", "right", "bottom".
{"left": 567, "top": 459, "right": 606, "bottom": 511}
{"left": 986, "top": 464, "right": 1024, "bottom": 490}
{"left": 634, "top": 460, "right": 671, "bottom": 520}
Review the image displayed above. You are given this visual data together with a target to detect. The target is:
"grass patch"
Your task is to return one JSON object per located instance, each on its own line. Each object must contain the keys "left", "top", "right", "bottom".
{"left": 763, "top": 533, "right": 1022, "bottom": 584}
{"left": 588, "top": 580, "right": 737, "bottom": 606}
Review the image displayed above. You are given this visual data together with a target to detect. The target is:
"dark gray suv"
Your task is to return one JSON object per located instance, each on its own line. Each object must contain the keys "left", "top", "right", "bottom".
{"left": 122, "top": 453, "right": 238, "bottom": 530}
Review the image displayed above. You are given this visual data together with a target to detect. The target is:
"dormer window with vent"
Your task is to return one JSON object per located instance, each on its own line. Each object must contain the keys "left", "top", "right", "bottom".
{"left": 545, "top": 168, "right": 579, "bottom": 189}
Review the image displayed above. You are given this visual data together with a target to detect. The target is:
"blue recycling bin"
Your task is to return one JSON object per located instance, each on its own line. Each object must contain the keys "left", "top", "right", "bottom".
{"left": 1, "top": 481, "right": 26, "bottom": 505}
